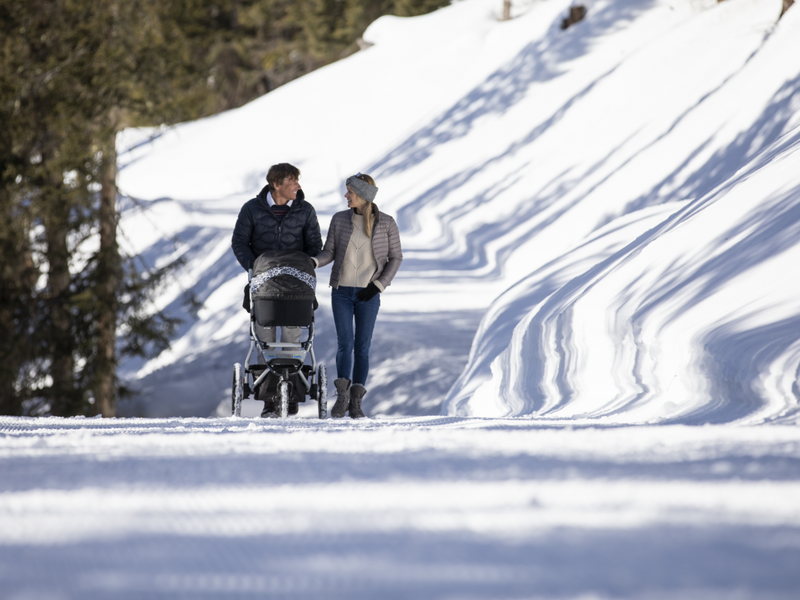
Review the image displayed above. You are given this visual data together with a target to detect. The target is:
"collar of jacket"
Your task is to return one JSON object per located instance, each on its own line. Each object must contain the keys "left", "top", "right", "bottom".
{"left": 351, "top": 202, "right": 380, "bottom": 224}
{"left": 257, "top": 185, "right": 305, "bottom": 209}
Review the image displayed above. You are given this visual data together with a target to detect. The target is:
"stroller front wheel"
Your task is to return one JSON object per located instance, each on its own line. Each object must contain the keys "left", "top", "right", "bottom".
{"left": 278, "top": 380, "right": 290, "bottom": 419}
{"left": 232, "top": 363, "right": 244, "bottom": 417}
{"left": 317, "top": 364, "right": 327, "bottom": 419}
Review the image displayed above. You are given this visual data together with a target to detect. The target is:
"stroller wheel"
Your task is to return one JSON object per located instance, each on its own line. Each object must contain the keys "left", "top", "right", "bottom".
{"left": 317, "top": 364, "right": 327, "bottom": 419}
{"left": 278, "top": 380, "right": 290, "bottom": 419}
{"left": 232, "top": 363, "right": 244, "bottom": 417}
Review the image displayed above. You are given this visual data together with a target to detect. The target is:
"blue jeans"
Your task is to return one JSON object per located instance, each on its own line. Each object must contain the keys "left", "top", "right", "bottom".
{"left": 331, "top": 286, "right": 380, "bottom": 385}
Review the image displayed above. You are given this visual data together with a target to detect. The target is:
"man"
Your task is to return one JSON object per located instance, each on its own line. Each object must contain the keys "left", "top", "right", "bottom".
{"left": 232, "top": 161, "right": 322, "bottom": 268}
{"left": 232, "top": 162, "right": 322, "bottom": 336}
{"left": 232, "top": 163, "right": 322, "bottom": 416}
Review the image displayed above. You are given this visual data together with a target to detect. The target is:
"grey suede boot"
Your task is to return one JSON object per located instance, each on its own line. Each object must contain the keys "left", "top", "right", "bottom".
{"left": 349, "top": 384, "right": 367, "bottom": 419}
{"left": 331, "top": 378, "right": 351, "bottom": 418}
{"left": 260, "top": 398, "right": 279, "bottom": 418}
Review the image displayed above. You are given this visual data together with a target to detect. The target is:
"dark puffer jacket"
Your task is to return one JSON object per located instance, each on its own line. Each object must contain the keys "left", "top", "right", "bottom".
{"left": 231, "top": 186, "right": 323, "bottom": 271}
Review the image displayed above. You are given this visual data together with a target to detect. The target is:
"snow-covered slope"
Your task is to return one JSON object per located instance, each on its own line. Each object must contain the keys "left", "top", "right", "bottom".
{"left": 442, "top": 0, "right": 800, "bottom": 423}
{"left": 117, "top": 0, "right": 800, "bottom": 422}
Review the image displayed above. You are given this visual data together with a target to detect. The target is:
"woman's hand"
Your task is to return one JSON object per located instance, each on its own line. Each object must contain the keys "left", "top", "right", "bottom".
{"left": 356, "top": 283, "right": 380, "bottom": 302}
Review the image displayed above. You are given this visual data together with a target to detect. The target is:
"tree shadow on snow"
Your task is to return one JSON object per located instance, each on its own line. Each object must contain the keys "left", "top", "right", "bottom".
{"left": 686, "top": 314, "right": 800, "bottom": 425}
{"left": 370, "top": 0, "right": 657, "bottom": 180}
{"left": 626, "top": 74, "right": 800, "bottom": 215}
{"left": 3, "top": 525, "right": 799, "bottom": 599}
{"left": 477, "top": 76, "right": 800, "bottom": 423}
{"left": 367, "top": 0, "right": 657, "bottom": 282}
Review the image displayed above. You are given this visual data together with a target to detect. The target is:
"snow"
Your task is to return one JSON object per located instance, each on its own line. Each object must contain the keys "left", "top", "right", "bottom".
{"left": 2, "top": 416, "right": 800, "bottom": 598}
{"left": 112, "top": 0, "right": 800, "bottom": 423}
{"left": 5, "top": 0, "right": 800, "bottom": 595}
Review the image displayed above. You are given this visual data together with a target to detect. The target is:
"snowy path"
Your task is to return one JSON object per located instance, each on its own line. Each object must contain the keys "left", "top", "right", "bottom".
{"left": 124, "top": 308, "right": 483, "bottom": 419}
{"left": 2, "top": 417, "right": 800, "bottom": 599}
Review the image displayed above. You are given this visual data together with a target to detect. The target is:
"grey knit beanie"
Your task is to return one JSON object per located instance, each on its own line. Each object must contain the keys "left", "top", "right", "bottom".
{"left": 346, "top": 174, "right": 378, "bottom": 202}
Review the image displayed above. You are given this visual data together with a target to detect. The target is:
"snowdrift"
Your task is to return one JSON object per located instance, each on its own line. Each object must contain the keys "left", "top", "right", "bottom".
{"left": 117, "top": 0, "right": 800, "bottom": 423}
{"left": 442, "top": 0, "right": 800, "bottom": 424}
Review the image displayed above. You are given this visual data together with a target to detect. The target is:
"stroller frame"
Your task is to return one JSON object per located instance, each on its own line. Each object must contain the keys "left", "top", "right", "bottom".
{"left": 232, "top": 269, "right": 327, "bottom": 419}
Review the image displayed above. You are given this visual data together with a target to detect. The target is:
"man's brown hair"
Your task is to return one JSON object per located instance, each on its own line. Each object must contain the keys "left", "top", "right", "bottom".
{"left": 267, "top": 163, "right": 301, "bottom": 190}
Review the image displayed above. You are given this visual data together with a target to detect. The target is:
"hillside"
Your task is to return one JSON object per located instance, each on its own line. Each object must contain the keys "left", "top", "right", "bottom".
{"left": 117, "top": 0, "right": 800, "bottom": 421}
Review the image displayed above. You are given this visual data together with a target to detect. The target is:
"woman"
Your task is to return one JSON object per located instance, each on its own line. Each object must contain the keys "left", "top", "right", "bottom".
{"left": 313, "top": 173, "right": 403, "bottom": 418}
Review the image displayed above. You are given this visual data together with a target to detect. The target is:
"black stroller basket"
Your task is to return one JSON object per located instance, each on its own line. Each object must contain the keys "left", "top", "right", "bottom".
{"left": 253, "top": 299, "right": 314, "bottom": 329}
{"left": 231, "top": 250, "right": 327, "bottom": 419}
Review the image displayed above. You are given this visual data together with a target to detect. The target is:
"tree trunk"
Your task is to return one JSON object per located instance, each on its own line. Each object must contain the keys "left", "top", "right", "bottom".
{"left": 45, "top": 178, "right": 77, "bottom": 416}
{"left": 94, "top": 133, "right": 120, "bottom": 417}
{"left": 502, "top": 0, "right": 512, "bottom": 21}
{"left": 0, "top": 186, "right": 25, "bottom": 414}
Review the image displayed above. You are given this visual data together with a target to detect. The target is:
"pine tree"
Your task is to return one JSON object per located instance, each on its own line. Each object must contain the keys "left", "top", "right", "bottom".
{"left": 0, "top": 0, "right": 212, "bottom": 415}
{"left": 0, "top": 0, "right": 98, "bottom": 414}
{"left": 0, "top": 0, "right": 450, "bottom": 416}
{"left": 188, "top": 0, "right": 451, "bottom": 113}
{"left": 0, "top": 129, "right": 40, "bottom": 414}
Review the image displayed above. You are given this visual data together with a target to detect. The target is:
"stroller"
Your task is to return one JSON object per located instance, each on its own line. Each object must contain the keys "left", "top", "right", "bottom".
{"left": 231, "top": 250, "right": 327, "bottom": 419}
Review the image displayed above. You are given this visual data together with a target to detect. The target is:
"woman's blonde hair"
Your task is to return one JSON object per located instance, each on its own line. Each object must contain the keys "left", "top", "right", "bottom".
{"left": 353, "top": 173, "right": 375, "bottom": 238}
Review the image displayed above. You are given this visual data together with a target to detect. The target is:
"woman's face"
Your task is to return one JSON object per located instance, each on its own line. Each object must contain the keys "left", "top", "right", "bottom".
{"left": 345, "top": 186, "right": 367, "bottom": 212}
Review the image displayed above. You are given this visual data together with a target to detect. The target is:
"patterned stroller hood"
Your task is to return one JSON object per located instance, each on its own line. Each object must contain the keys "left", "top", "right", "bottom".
{"left": 251, "top": 250, "right": 316, "bottom": 302}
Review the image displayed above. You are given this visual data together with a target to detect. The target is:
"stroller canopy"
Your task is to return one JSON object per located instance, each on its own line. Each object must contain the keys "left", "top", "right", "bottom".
{"left": 251, "top": 250, "right": 316, "bottom": 302}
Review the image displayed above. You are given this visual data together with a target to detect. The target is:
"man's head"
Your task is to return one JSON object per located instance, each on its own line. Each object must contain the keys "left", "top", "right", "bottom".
{"left": 267, "top": 163, "right": 301, "bottom": 205}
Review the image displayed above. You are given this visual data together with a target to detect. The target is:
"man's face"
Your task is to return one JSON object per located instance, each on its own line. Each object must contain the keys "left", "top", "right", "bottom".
{"left": 272, "top": 176, "right": 301, "bottom": 204}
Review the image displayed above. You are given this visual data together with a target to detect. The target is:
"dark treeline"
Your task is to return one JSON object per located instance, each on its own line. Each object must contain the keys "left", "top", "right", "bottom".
{"left": 0, "top": 0, "right": 448, "bottom": 417}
